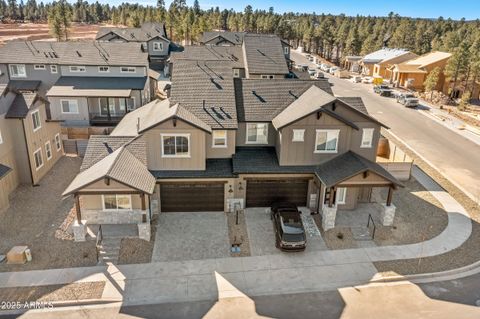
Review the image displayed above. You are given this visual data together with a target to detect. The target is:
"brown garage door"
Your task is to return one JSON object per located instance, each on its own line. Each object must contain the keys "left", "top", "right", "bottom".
{"left": 246, "top": 179, "right": 308, "bottom": 207}
{"left": 160, "top": 182, "right": 225, "bottom": 212}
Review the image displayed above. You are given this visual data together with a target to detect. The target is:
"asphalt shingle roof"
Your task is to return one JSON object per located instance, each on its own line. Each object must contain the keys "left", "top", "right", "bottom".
{"left": 96, "top": 22, "right": 169, "bottom": 43}
{"left": 337, "top": 97, "right": 369, "bottom": 115}
{"left": 5, "top": 92, "right": 38, "bottom": 118}
{"left": 201, "top": 32, "right": 245, "bottom": 45}
{"left": 171, "top": 46, "right": 244, "bottom": 68}
{"left": 8, "top": 80, "right": 41, "bottom": 91}
{"left": 362, "top": 48, "right": 409, "bottom": 64}
{"left": 46, "top": 76, "right": 147, "bottom": 97}
{"left": 243, "top": 34, "right": 289, "bottom": 75}
{"left": 0, "top": 163, "right": 12, "bottom": 179}
{"left": 151, "top": 159, "right": 235, "bottom": 179}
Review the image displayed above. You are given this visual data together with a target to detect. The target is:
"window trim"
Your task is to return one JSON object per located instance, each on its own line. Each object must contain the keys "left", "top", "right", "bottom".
{"left": 34, "top": 64, "right": 46, "bottom": 70}
{"left": 336, "top": 187, "right": 347, "bottom": 205}
{"left": 360, "top": 128, "right": 374, "bottom": 148}
{"left": 54, "top": 133, "right": 62, "bottom": 151}
{"left": 120, "top": 66, "right": 136, "bottom": 73}
{"left": 212, "top": 130, "right": 228, "bottom": 148}
{"left": 261, "top": 74, "right": 275, "bottom": 79}
{"left": 98, "top": 66, "right": 110, "bottom": 73}
{"left": 0, "top": 129, "right": 3, "bottom": 144}
{"left": 245, "top": 123, "right": 269, "bottom": 145}
{"left": 31, "top": 110, "right": 41, "bottom": 132}
{"left": 152, "top": 41, "right": 163, "bottom": 51}
{"left": 33, "top": 148, "right": 44, "bottom": 170}
{"left": 314, "top": 129, "right": 340, "bottom": 154}
{"left": 101, "top": 194, "right": 132, "bottom": 211}
{"left": 69, "top": 65, "right": 86, "bottom": 73}
{"left": 45, "top": 141, "right": 52, "bottom": 160}
{"left": 292, "top": 129, "right": 305, "bottom": 142}
{"left": 60, "top": 99, "right": 79, "bottom": 114}
{"left": 284, "top": 46, "right": 289, "bottom": 55}
{"left": 9, "top": 64, "right": 26, "bottom": 78}
{"left": 50, "top": 65, "right": 58, "bottom": 73}
{"left": 161, "top": 133, "right": 191, "bottom": 158}
{"left": 233, "top": 68, "right": 240, "bottom": 78}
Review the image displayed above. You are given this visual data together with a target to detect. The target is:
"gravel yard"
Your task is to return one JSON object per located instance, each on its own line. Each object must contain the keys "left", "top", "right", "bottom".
{"left": 0, "top": 157, "right": 97, "bottom": 272}
{"left": 227, "top": 210, "right": 251, "bottom": 257}
{"left": 118, "top": 217, "right": 158, "bottom": 265}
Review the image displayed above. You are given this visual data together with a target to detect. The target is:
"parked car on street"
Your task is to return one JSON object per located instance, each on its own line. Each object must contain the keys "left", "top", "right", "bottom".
{"left": 315, "top": 71, "right": 325, "bottom": 79}
{"left": 374, "top": 85, "right": 393, "bottom": 97}
{"left": 362, "top": 76, "right": 373, "bottom": 84}
{"left": 271, "top": 203, "right": 306, "bottom": 251}
{"left": 308, "top": 68, "right": 316, "bottom": 76}
{"left": 351, "top": 76, "right": 362, "bottom": 83}
{"left": 397, "top": 93, "right": 420, "bottom": 107}
{"left": 329, "top": 67, "right": 338, "bottom": 74}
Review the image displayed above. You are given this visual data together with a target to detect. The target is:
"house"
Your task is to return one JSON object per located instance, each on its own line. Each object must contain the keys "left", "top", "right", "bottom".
{"left": 200, "top": 31, "right": 246, "bottom": 46}
{"left": 63, "top": 42, "right": 402, "bottom": 241}
{"left": 360, "top": 48, "right": 414, "bottom": 78}
{"left": 0, "top": 41, "right": 150, "bottom": 132}
{"left": 0, "top": 80, "right": 63, "bottom": 212}
{"left": 389, "top": 51, "right": 452, "bottom": 91}
{"left": 343, "top": 56, "right": 363, "bottom": 73}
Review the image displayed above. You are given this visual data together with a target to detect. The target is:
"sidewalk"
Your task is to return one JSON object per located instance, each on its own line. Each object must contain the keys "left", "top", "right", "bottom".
{"left": 0, "top": 165, "right": 472, "bottom": 306}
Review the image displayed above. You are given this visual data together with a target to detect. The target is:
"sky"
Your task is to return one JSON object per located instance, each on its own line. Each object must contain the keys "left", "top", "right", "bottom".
{"left": 101, "top": 0, "right": 479, "bottom": 20}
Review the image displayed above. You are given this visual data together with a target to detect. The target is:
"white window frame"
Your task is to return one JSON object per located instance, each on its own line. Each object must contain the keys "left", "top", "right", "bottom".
{"left": 45, "top": 141, "right": 52, "bottom": 160}
{"left": 361, "top": 128, "right": 374, "bottom": 148}
{"left": 33, "top": 148, "right": 43, "bottom": 170}
{"left": 284, "top": 46, "right": 289, "bottom": 55}
{"left": 69, "top": 65, "right": 86, "bottom": 72}
{"left": 60, "top": 99, "right": 79, "bottom": 114}
{"left": 152, "top": 42, "right": 163, "bottom": 51}
{"left": 0, "top": 129, "right": 3, "bottom": 144}
{"left": 246, "top": 123, "right": 268, "bottom": 144}
{"left": 54, "top": 133, "right": 62, "bottom": 151}
{"left": 101, "top": 194, "right": 132, "bottom": 211}
{"left": 261, "top": 74, "right": 275, "bottom": 79}
{"left": 161, "top": 133, "right": 191, "bottom": 158}
{"left": 31, "top": 110, "right": 41, "bottom": 132}
{"left": 233, "top": 68, "right": 240, "bottom": 78}
{"left": 9, "top": 64, "right": 26, "bottom": 78}
{"left": 292, "top": 129, "right": 305, "bottom": 142}
{"left": 212, "top": 130, "right": 228, "bottom": 148}
{"left": 50, "top": 65, "right": 58, "bottom": 73}
{"left": 336, "top": 187, "right": 347, "bottom": 205}
{"left": 120, "top": 66, "right": 136, "bottom": 73}
{"left": 34, "top": 64, "right": 46, "bottom": 70}
{"left": 314, "top": 129, "right": 340, "bottom": 154}
{"left": 98, "top": 66, "right": 110, "bottom": 73}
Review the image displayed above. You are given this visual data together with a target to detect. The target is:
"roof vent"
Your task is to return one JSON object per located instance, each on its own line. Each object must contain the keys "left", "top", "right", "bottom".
{"left": 76, "top": 50, "right": 82, "bottom": 57}
{"left": 103, "top": 142, "right": 114, "bottom": 154}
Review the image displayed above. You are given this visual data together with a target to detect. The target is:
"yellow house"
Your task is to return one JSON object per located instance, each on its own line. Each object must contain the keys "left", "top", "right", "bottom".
{"left": 360, "top": 48, "right": 413, "bottom": 78}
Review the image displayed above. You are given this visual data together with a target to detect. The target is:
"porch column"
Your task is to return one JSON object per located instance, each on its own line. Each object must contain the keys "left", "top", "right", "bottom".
{"left": 72, "top": 194, "right": 86, "bottom": 242}
{"left": 322, "top": 186, "right": 338, "bottom": 231}
{"left": 381, "top": 186, "right": 396, "bottom": 226}
{"left": 138, "top": 193, "right": 151, "bottom": 241}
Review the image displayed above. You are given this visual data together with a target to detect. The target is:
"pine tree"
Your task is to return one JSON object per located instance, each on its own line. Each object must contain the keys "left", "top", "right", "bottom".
{"left": 424, "top": 66, "right": 441, "bottom": 100}
{"left": 48, "top": 3, "right": 64, "bottom": 41}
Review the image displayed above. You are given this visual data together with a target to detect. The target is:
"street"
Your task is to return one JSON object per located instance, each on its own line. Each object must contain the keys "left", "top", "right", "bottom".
{"left": 291, "top": 51, "right": 480, "bottom": 203}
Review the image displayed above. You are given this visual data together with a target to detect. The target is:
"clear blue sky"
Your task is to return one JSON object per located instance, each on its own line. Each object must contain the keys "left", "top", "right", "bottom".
{"left": 104, "top": 0, "right": 478, "bottom": 20}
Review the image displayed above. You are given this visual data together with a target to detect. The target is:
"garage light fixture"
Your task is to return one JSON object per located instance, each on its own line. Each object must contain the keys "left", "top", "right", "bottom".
{"left": 228, "top": 185, "right": 233, "bottom": 193}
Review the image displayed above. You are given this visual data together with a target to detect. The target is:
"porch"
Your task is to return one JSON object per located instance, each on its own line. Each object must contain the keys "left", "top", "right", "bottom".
{"left": 88, "top": 96, "right": 136, "bottom": 126}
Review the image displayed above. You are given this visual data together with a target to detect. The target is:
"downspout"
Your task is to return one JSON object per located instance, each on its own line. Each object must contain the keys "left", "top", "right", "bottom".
{"left": 21, "top": 118, "right": 36, "bottom": 186}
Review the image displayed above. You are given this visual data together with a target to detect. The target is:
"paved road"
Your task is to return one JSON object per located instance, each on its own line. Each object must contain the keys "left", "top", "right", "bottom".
{"left": 292, "top": 51, "right": 480, "bottom": 203}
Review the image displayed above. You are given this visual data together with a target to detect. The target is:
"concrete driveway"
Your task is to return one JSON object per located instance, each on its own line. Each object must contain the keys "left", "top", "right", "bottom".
{"left": 152, "top": 212, "right": 230, "bottom": 262}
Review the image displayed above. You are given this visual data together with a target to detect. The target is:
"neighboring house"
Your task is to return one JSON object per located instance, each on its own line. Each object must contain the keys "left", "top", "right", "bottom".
{"left": 374, "top": 51, "right": 418, "bottom": 80}
{"left": 0, "top": 81, "right": 63, "bottom": 212}
{"left": 200, "top": 31, "right": 245, "bottom": 46}
{"left": 343, "top": 56, "right": 363, "bottom": 73}
{"left": 389, "top": 51, "right": 452, "bottom": 92}
{"left": 360, "top": 48, "right": 411, "bottom": 77}
{"left": 0, "top": 41, "right": 150, "bottom": 131}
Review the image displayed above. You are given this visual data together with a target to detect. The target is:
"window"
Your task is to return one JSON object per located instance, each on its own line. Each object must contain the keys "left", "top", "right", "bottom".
{"left": 69, "top": 66, "right": 86, "bottom": 72}
{"left": 9, "top": 64, "right": 26, "bottom": 77}
{"left": 212, "top": 130, "right": 227, "bottom": 148}
{"left": 120, "top": 66, "right": 136, "bottom": 73}
{"left": 361, "top": 128, "right": 374, "bottom": 148}
{"left": 61, "top": 100, "right": 79, "bottom": 114}
{"left": 126, "top": 97, "right": 135, "bottom": 111}
{"left": 50, "top": 65, "right": 58, "bottom": 73}
{"left": 45, "top": 141, "right": 52, "bottom": 160}
{"left": 284, "top": 46, "right": 289, "bottom": 55}
{"left": 314, "top": 129, "right": 339, "bottom": 153}
{"left": 102, "top": 195, "right": 132, "bottom": 210}
{"left": 33, "top": 148, "right": 43, "bottom": 170}
{"left": 233, "top": 68, "right": 240, "bottom": 78}
{"left": 98, "top": 66, "right": 110, "bottom": 73}
{"left": 32, "top": 110, "right": 41, "bottom": 131}
{"left": 336, "top": 187, "right": 347, "bottom": 205}
{"left": 0, "top": 129, "right": 3, "bottom": 144}
{"left": 246, "top": 123, "right": 268, "bottom": 144}
{"left": 54, "top": 133, "right": 62, "bottom": 151}
{"left": 34, "top": 64, "right": 45, "bottom": 70}
{"left": 153, "top": 42, "right": 163, "bottom": 51}
{"left": 161, "top": 134, "right": 190, "bottom": 157}
{"left": 292, "top": 129, "right": 305, "bottom": 142}
{"left": 261, "top": 75, "right": 274, "bottom": 79}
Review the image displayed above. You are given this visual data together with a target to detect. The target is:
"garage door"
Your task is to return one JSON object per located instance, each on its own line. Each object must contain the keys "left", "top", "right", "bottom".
{"left": 160, "top": 182, "right": 225, "bottom": 212}
{"left": 246, "top": 179, "right": 309, "bottom": 207}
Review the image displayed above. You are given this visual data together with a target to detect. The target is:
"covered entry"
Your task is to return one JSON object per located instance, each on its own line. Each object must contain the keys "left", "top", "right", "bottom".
{"left": 246, "top": 179, "right": 309, "bottom": 207}
{"left": 160, "top": 182, "right": 225, "bottom": 212}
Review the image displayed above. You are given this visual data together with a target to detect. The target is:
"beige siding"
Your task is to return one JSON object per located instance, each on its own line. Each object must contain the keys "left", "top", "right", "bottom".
{"left": 8, "top": 119, "right": 31, "bottom": 184}
{"left": 48, "top": 96, "right": 90, "bottom": 124}
{"left": 206, "top": 130, "right": 236, "bottom": 158}
{"left": 144, "top": 119, "right": 206, "bottom": 170}
{"left": 236, "top": 122, "right": 277, "bottom": 147}
{"left": 339, "top": 171, "right": 391, "bottom": 186}
{"left": 0, "top": 114, "right": 20, "bottom": 212}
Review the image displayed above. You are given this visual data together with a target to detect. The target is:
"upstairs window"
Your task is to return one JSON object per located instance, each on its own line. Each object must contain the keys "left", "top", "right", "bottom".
{"left": 162, "top": 134, "right": 190, "bottom": 157}
{"left": 45, "top": 141, "right": 52, "bottom": 160}
{"left": 361, "top": 128, "right": 374, "bottom": 148}
{"left": 98, "top": 66, "right": 110, "bottom": 73}
{"left": 284, "top": 46, "right": 289, "bottom": 55}
{"left": 292, "top": 129, "right": 305, "bottom": 142}
{"left": 153, "top": 42, "right": 163, "bottom": 51}
{"left": 34, "top": 64, "right": 46, "bottom": 70}
{"left": 55, "top": 133, "right": 62, "bottom": 151}
{"left": 9, "top": 64, "right": 26, "bottom": 77}
{"left": 212, "top": 130, "right": 227, "bottom": 148}
{"left": 69, "top": 66, "right": 86, "bottom": 72}
{"left": 61, "top": 100, "right": 79, "bottom": 114}
{"left": 121, "top": 66, "right": 136, "bottom": 73}
{"left": 246, "top": 123, "right": 268, "bottom": 144}
{"left": 233, "top": 69, "right": 240, "bottom": 78}
{"left": 32, "top": 110, "right": 41, "bottom": 131}
{"left": 50, "top": 65, "right": 58, "bottom": 73}
{"left": 314, "top": 129, "right": 339, "bottom": 153}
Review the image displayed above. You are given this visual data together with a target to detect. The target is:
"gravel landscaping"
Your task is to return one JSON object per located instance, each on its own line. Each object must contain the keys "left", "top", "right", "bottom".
{"left": 0, "top": 157, "right": 97, "bottom": 272}
{"left": 226, "top": 210, "right": 251, "bottom": 257}
{"left": 118, "top": 217, "right": 158, "bottom": 265}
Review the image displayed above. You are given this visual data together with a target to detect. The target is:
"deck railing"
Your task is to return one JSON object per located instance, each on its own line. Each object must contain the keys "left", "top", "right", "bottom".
{"left": 367, "top": 213, "right": 376, "bottom": 240}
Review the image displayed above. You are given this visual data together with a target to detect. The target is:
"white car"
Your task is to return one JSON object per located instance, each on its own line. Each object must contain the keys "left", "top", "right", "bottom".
{"left": 351, "top": 76, "right": 362, "bottom": 83}
{"left": 362, "top": 77, "right": 373, "bottom": 84}
{"left": 308, "top": 68, "right": 316, "bottom": 76}
{"left": 329, "top": 67, "right": 338, "bottom": 74}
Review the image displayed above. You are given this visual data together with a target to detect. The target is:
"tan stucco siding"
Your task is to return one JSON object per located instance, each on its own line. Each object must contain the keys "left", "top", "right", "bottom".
{"left": 205, "top": 130, "right": 236, "bottom": 158}
{"left": 236, "top": 122, "right": 277, "bottom": 147}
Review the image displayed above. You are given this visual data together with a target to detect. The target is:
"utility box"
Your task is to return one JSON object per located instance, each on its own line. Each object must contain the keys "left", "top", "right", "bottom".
{"left": 7, "top": 246, "right": 28, "bottom": 264}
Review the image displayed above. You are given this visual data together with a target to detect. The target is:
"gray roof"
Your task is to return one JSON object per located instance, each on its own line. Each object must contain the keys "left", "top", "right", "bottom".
{"left": 0, "top": 41, "right": 148, "bottom": 66}
{"left": 0, "top": 163, "right": 12, "bottom": 179}
{"left": 337, "top": 97, "right": 369, "bottom": 115}
{"left": 243, "top": 34, "right": 289, "bottom": 75}
{"left": 170, "top": 60, "right": 238, "bottom": 129}
{"left": 201, "top": 32, "right": 245, "bottom": 45}
{"left": 63, "top": 143, "right": 155, "bottom": 196}
{"left": 8, "top": 80, "right": 41, "bottom": 92}
{"left": 151, "top": 159, "right": 234, "bottom": 179}
{"left": 234, "top": 78, "right": 333, "bottom": 122}
{"left": 111, "top": 98, "right": 212, "bottom": 137}
{"left": 5, "top": 92, "right": 38, "bottom": 118}
{"left": 362, "top": 48, "right": 409, "bottom": 64}
{"left": 171, "top": 46, "right": 244, "bottom": 68}
{"left": 47, "top": 76, "right": 147, "bottom": 97}
{"left": 96, "top": 22, "right": 169, "bottom": 43}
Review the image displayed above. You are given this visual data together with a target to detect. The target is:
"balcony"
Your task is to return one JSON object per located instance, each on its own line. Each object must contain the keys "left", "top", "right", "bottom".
{"left": 89, "top": 111, "right": 128, "bottom": 126}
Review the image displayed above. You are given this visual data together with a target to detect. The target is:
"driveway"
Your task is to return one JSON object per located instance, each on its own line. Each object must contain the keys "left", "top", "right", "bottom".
{"left": 152, "top": 212, "right": 230, "bottom": 262}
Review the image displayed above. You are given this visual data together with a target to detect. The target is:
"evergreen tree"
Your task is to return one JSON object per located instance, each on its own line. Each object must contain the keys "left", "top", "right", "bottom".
{"left": 424, "top": 66, "right": 441, "bottom": 100}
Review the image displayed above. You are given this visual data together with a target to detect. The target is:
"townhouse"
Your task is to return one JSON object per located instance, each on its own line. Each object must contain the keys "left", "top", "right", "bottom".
{"left": 63, "top": 33, "right": 402, "bottom": 242}
{"left": 360, "top": 48, "right": 416, "bottom": 78}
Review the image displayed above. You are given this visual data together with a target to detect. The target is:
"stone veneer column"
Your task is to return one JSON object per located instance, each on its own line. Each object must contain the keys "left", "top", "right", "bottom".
{"left": 380, "top": 204, "right": 396, "bottom": 226}
{"left": 73, "top": 220, "right": 87, "bottom": 242}
{"left": 321, "top": 205, "right": 337, "bottom": 231}
{"left": 138, "top": 223, "right": 151, "bottom": 241}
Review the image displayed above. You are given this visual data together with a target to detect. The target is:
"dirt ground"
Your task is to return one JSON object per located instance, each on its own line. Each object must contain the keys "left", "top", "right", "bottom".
{"left": 0, "top": 157, "right": 97, "bottom": 272}
{"left": 118, "top": 217, "right": 158, "bottom": 265}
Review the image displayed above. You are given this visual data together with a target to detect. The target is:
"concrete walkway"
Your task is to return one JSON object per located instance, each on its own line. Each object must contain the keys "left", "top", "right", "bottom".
{"left": 0, "top": 165, "right": 472, "bottom": 306}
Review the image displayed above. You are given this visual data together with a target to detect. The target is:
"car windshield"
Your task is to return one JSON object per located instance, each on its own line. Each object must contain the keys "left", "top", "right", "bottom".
{"left": 282, "top": 232, "right": 305, "bottom": 242}
{"left": 406, "top": 94, "right": 415, "bottom": 98}
{"left": 280, "top": 214, "right": 304, "bottom": 235}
